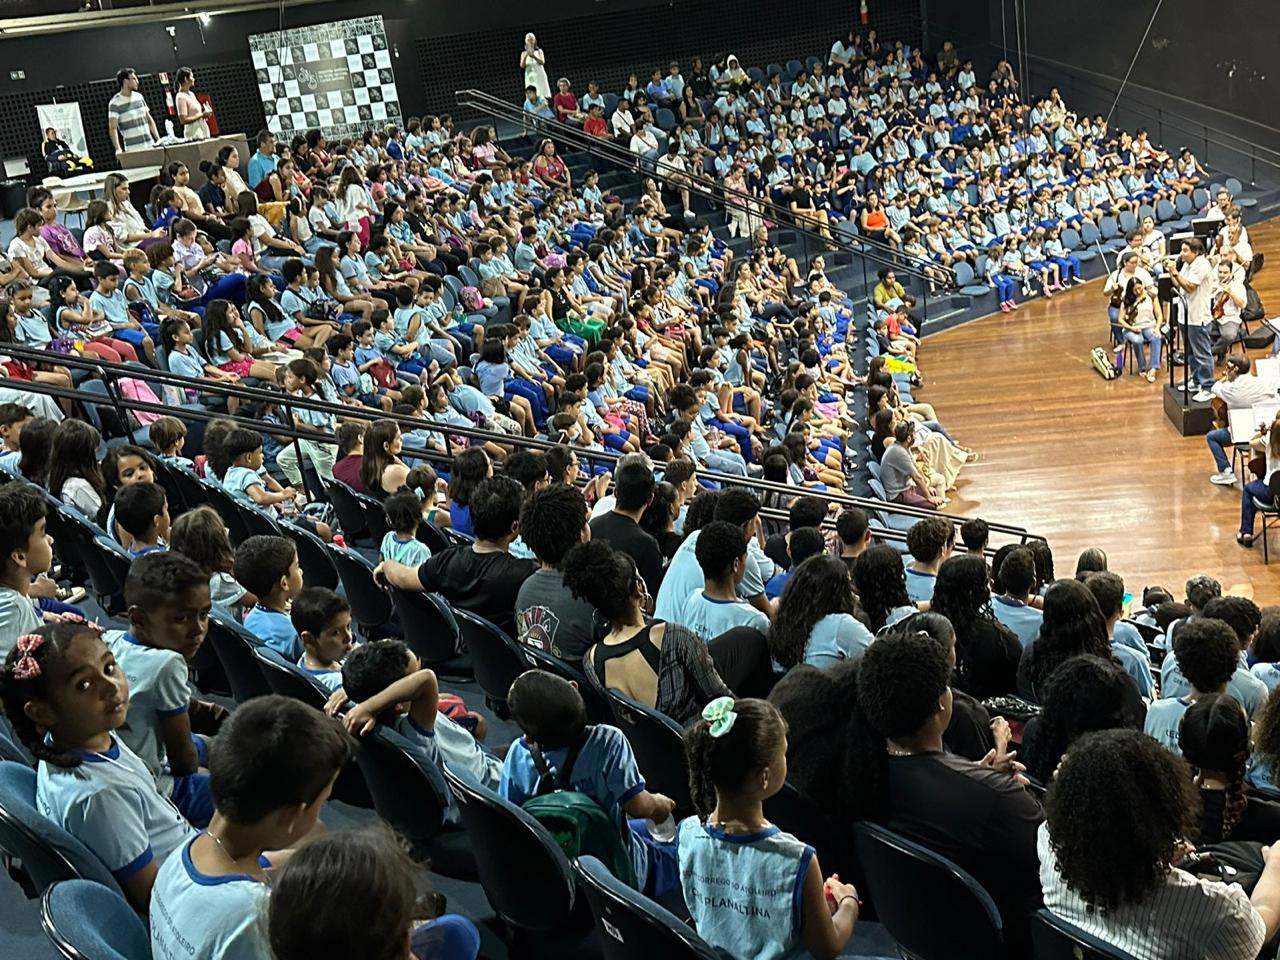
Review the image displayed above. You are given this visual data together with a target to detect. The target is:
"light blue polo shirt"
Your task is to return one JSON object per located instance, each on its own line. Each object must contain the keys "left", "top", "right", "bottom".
{"left": 104, "top": 631, "right": 191, "bottom": 797}
{"left": 395, "top": 712, "right": 500, "bottom": 790}
{"left": 805, "top": 613, "right": 875, "bottom": 669}
{"left": 1160, "top": 655, "right": 1267, "bottom": 719}
{"left": 904, "top": 567, "right": 937, "bottom": 603}
{"left": 1113, "top": 620, "right": 1148, "bottom": 657}
{"left": 1143, "top": 696, "right": 1191, "bottom": 755}
{"left": 149, "top": 835, "right": 269, "bottom": 960}
{"left": 501, "top": 724, "right": 649, "bottom": 889}
{"left": 36, "top": 735, "right": 196, "bottom": 883}
{"left": 244, "top": 605, "right": 301, "bottom": 661}
{"left": 298, "top": 657, "right": 344, "bottom": 694}
{"left": 1111, "top": 641, "right": 1155, "bottom": 701}
{"left": 654, "top": 529, "right": 766, "bottom": 621}
{"left": 89, "top": 288, "right": 131, "bottom": 328}
{"left": 1252, "top": 662, "right": 1280, "bottom": 691}
{"left": 680, "top": 591, "right": 770, "bottom": 642}
{"left": 991, "top": 595, "right": 1044, "bottom": 649}
{"left": 222, "top": 465, "right": 265, "bottom": 504}
{"left": 381, "top": 532, "right": 431, "bottom": 567}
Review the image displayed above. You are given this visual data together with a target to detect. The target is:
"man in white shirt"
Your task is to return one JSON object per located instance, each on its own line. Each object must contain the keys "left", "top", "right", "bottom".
{"left": 1169, "top": 239, "right": 1216, "bottom": 399}
{"left": 1206, "top": 354, "right": 1278, "bottom": 484}
{"left": 108, "top": 67, "right": 158, "bottom": 155}
{"left": 611, "top": 101, "right": 635, "bottom": 139}
{"left": 655, "top": 141, "right": 692, "bottom": 212}
{"left": 1210, "top": 261, "right": 1248, "bottom": 361}
{"left": 629, "top": 119, "right": 660, "bottom": 166}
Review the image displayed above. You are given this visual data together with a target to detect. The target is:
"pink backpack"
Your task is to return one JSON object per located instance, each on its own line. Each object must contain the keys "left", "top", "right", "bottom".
{"left": 118, "top": 377, "right": 164, "bottom": 427}
{"left": 460, "top": 287, "right": 488, "bottom": 312}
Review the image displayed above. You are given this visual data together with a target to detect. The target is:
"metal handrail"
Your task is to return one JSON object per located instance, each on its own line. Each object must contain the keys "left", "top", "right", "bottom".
{"left": 456, "top": 88, "right": 958, "bottom": 301}
{"left": 9, "top": 345, "right": 1040, "bottom": 544}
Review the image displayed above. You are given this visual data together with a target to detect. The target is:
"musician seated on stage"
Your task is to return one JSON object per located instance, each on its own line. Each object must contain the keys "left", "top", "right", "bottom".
{"left": 1206, "top": 354, "right": 1279, "bottom": 487}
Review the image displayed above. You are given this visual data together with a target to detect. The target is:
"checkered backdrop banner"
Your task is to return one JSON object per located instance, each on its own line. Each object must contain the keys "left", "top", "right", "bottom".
{"left": 248, "top": 14, "right": 402, "bottom": 141}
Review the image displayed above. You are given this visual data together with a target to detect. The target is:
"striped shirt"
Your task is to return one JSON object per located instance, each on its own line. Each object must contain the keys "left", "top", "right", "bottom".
{"left": 108, "top": 91, "right": 153, "bottom": 151}
{"left": 1037, "top": 823, "right": 1265, "bottom": 960}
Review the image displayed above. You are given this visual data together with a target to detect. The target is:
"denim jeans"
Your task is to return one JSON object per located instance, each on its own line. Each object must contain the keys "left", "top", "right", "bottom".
{"left": 1206, "top": 427, "right": 1232, "bottom": 473}
{"left": 1186, "top": 323, "right": 1214, "bottom": 389}
{"left": 1123, "top": 328, "right": 1161, "bottom": 371}
{"left": 1242, "top": 479, "right": 1274, "bottom": 535}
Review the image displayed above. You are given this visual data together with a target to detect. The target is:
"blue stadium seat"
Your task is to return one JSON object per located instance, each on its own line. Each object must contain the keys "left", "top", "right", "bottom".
{"left": 41, "top": 880, "right": 148, "bottom": 960}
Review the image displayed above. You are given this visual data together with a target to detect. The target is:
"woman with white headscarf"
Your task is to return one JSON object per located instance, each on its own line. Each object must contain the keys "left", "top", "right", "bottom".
{"left": 520, "top": 32, "right": 551, "bottom": 100}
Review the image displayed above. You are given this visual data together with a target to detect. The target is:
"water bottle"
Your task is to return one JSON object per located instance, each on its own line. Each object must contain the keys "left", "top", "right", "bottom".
{"left": 647, "top": 814, "right": 676, "bottom": 842}
{"left": 164, "top": 119, "right": 176, "bottom": 140}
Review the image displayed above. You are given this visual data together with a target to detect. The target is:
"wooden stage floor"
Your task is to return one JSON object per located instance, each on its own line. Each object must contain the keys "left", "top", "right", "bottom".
{"left": 922, "top": 217, "right": 1280, "bottom": 606}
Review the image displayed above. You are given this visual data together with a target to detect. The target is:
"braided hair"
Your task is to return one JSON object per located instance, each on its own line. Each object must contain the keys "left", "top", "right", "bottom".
{"left": 0, "top": 622, "right": 106, "bottom": 768}
{"left": 1180, "top": 693, "right": 1251, "bottom": 842}
{"left": 683, "top": 698, "right": 787, "bottom": 820}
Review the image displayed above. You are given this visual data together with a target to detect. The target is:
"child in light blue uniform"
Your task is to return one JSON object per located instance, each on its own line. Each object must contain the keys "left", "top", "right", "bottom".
{"left": 380, "top": 490, "right": 432, "bottom": 568}
{"left": 341, "top": 640, "right": 499, "bottom": 794}
{"left": 6, "top": 622, "right": 198, "bottom": 909}
{"left": 104, "top": 552, "right": 216, "bottom": 826}
{"left": 236, "top": 536, "right": 305, "bottom": 661}
{"left": 148, "top": 696, "right": 352, "bottom": 960}
{"left": 1146, "top": 618, "right": 1247, "bottom": 753}
{"left": 501, "top": 669, "right": 679, "bottom": 896}
{"left": 679, "top": 698, "right": 859, "bottom": 960}
{"left": 292, "top": 586, "right": 353, "bottom": 694}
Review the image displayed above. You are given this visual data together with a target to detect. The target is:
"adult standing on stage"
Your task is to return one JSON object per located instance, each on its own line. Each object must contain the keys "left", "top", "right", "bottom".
{"left": 1170, "top": 238, "right": 1215, "bottom": 402}
{"left": 520, "top": 33, "right": 550, "bottom": 101}
{"left": 108, "top": 67, "right": 159, "bottom": 156}
{"left": 174, "top": 68, "right": 213, "bottom": 141}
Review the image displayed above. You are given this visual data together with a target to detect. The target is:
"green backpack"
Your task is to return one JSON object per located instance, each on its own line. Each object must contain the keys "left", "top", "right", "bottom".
{"left": 521, "top": 729, "right": 638, "bottom": 889}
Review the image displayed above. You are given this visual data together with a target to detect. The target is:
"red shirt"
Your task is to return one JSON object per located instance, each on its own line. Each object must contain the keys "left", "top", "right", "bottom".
{"left": 584, "top": 116, "right": 608, "bottom": 138}
{"left": 553, "top": 92, "right": 579, "bottom": 120}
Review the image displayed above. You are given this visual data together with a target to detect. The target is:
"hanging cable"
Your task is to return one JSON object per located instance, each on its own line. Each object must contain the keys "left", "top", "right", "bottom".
{"left": 1104, "top": 0, "right": 1165, "bottom": 128}
{"left": 1001, "top": 0, "right": 1008, "bottom": 66}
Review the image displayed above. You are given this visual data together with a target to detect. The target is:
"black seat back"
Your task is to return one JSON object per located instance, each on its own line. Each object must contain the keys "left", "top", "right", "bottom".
{"left": 251, "top": 646, "right": 329, "bottom": 710}
{"left": 442, "top": 763, "right": 577, "bottom": 932}
{"left": 521, "top": 645, "right": 613, "bottom": 724}
{"left": 452, "top": 607, "right": 528, "bottom": 715}
{"left": 356, "top": 490, "right": 390, "bottom": 542}
{"left": 389, "top": 589, "right": 464, "bottom": 667}
{"left": 326, "top": 544, "right": 393, "bottom": 636}
{"left": 605, "top": 689, "right": 692, "bottom": 814}
{"left": 206, "top": 609, "right": 273, "bottom": 703}
{"left": 1030, "top": 909, "right": 1138, "bottom": 959}
{"left": 322, "top": 478, "right": 369, "bottom": 542}
{"left": 854, "top": 821, "right": 1003, "bottom": 960}
{"left": 574, "top": 856, "right": 720, "bottom": 960}
{"left": 281, "top": 519, "right": 339, "bottom": 591}
{"left": 354, "top": 725, "right": 450, "bottom": 856}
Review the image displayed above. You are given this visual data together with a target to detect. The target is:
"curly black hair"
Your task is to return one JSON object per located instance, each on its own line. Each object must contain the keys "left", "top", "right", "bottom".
{"left": 1046, "top": 729, "right": 1198, "bottom": 913}
{"left": 1023, "top": 579, "right": 1112, "bottom": 699}
{"left": 858, "top": 631, "right": 951, "bottom": 741}
{"left": 1173, "top": 618, "right": 1240, "bottom": 694}
{"left": 519, "top": 483, "right": 588, "bottom": 567}
{"left": 1024, "top": 654, "right": 1132, "bottom": 784}
{"left": 563, "top": 539, "right": 638, "bottom": 624}
{"left": 768, "top": 556, "right": 859, "bottom": 670}
{"left": 1253, "top": 608, "right": 1280, "bottom": 663}
{"left": 1252, "top": 685, "right": 1280, "bottom": 785}
{"left": 1200, "top": 596, "right": 1261, "bottom": 648}
{"left": 853, "top": 544, "right": 912, "bottom": 632}
{"left": 1180, "top": 693, "right": 1250, "bottom": 842}
{"left": 683, "top": 490, "right": 721, "bottom": 535}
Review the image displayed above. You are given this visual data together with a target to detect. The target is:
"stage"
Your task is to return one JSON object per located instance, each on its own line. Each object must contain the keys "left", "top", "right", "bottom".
{"left": 921, "top": 216, "right": 1280, "bottom": 605}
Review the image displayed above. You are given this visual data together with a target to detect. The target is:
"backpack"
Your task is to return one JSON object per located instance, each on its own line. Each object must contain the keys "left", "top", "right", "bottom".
{"left": 520, "top": 730, "right": 638, "bottom": 888}
{"left": 1241, "top": 285, "right": 1265, "bottom": 323}
{"left": 1090, "top": 346, "right": 1119, "bottom": 380}
{"left": 459, "top": 286, "right": 487, "bottom": 312}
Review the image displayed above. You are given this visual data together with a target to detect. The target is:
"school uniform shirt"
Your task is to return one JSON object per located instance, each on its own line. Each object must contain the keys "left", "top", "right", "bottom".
{"left": 0, "top": 584, "right": 42, "bottom": 660}
{"left": 1144, "top": 696, "right": 1192, "bottom": 755}
{"left": 89, "top": 288, "right": 131, "bottom": 329}
{"left": 37, "top": 735, "right": 196, "bottom": 884}
{"left": 166, "top": 346, "right": 209, "bottom": 380}
{"left": 15, "top": 309, "right": 53, "bottom": 347}
{"left": 1160, "top": 656, "right": 1266, "bottom": 719}
{"left": 103, "top": 631, "right": 191, "bottom": 797}
{"left": 1037, "top": 823, "right": 1264, "bottom": 960}
{"left": 804, "top": 613, "right": 875, "bottom": 669}
{"left": 243, "top": 605, "right": 302, "bottom": 661}
{"left": 221, "top": 465, "right": 265, "bottom": 504}
{"left": 394, "top": 712, "right": 501, "bottom": 789}
{"left": 991, "top": 596, "right": 1044, "bottom": 649}
{"left": 501, "top": 724, "right": 650, "bottom": 889}
{"left": 654, "top": 529, "right": 766, "bottom": 622}
{"left": 678, "top": 818, "right": 812, "bottom": 960}
{"left": 680, "top": 590, "right": 770, "bottom": 642}
{"left": 149, "top": 835, "right": 269, "bottom": 960}
{"left": 378, "top": 531, "right": 430, "bottom": 568}
{"left": 904, "top": 567, "right": 937, "bottom": 603}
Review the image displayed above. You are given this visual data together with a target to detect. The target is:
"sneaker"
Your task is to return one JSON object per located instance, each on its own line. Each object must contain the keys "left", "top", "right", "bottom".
{"left": 58, "top": 586, "right": 88, "bottom": 605}
{"left": 1000, "top": 301, "right": 1012, "bottom": 312}
{"left": 1193, "top": 389, "right": 1214, "bottom": 402}
{"left": 1072, "top": 276, "right": 1087, "bottom": 285}
{"left": 1145, "top": 369, "right": 1157, "bottom": 383}
{"left": 1210, "top": 470, "right": 1238, "bottom": 485}
{"left": 1009, "top": 300, "right": 1019, "bottom": 310}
